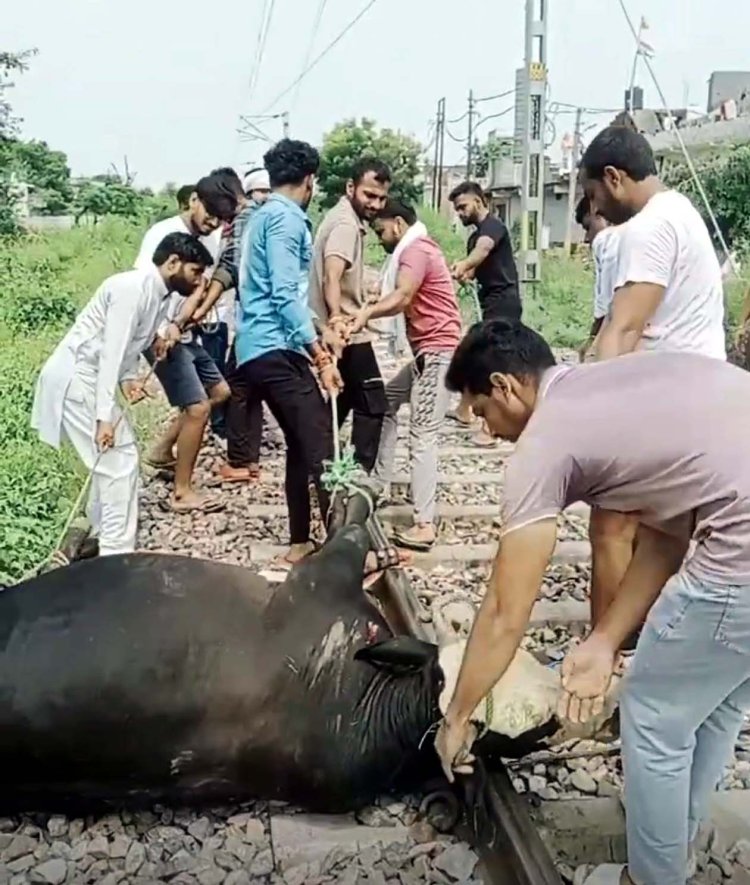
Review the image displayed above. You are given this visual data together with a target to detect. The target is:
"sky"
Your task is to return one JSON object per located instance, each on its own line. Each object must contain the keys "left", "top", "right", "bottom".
{"left": 5, "top": 0, "right": 750, "bottom": 189}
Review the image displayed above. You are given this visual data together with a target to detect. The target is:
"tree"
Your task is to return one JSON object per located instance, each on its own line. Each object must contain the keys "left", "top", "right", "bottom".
{"left": 0, "top": 49, "right": 38, "bottom": 235}
{"left": 472, "top": 134, "right": 513, "bottom": 179}
{"left": 73, "top": 180, "right": 144, "bottom": 224}
{"left": 4, "top": 138, "right": 72, "bottom": 213}
{"left": 0, "top": 49, "right": 36, "bottom": 138}
{"left": 317, "top": 118, "right": 423, "bottom": 209}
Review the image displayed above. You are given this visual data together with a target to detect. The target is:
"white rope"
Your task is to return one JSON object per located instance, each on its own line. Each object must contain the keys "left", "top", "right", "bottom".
{"left": 616, "top": 0, "right": 739, "bottom": 277}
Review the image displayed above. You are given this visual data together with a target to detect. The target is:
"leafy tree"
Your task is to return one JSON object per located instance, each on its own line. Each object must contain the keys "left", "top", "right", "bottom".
{"left": 73, "top": 180, "right": 144, "bottom": 224}
{"left": 3, "top": 138, "right": 73, "bottom": 213}
{"left": 472, "top": 134, "right": 513, "bottom": 178}
{"left": 0, "top": 48, "right": 37, "bottom": 235}
{"left": 318, "top": 118, "right": 423, "bottom": 209}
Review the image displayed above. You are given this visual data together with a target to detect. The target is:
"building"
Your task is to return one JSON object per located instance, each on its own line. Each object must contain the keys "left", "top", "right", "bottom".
{"left": 707, "top": 72, "right": 750, "bottom": 114}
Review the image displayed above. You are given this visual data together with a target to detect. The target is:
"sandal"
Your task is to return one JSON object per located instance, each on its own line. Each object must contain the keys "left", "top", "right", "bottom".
{"left": 169, "top": 494, "right": 225, "bottom": 514}
{"left": 216, "top": 463, "right": 261, "bottom": 484}
{"left": 391, "top": 528, "right": 437, "bottom": 552}
{"left": 269, "top": 541, "right": 320, "bottom": 571}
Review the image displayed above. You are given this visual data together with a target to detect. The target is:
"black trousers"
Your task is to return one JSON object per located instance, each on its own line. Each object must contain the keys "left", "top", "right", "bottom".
{"left": 201, "top": 323, "right": 230, "bottom": 436}
{"left": 480, "top": 291, "right": 522, "bottom": 322}
{"left": 336, "top": 342, "right": 387, "bottom": 473}
{"left": 242, "top": 350, "right": 333, "bottom": 544}
{"left": 226, "top": 343, "right": 264, "bottom": 468}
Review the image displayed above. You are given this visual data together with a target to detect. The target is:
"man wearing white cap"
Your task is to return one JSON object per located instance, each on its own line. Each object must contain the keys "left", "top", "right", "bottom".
{"left": 193, "top": 166, "right": 272, "bottom": 482}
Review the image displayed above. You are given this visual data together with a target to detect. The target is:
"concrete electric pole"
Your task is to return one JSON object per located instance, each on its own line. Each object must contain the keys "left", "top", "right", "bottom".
{"left": 517, "top": 0, "right": 549, "bottom": 297}
{"left": 432, "top": 97, "right": 446, "bottom": 211}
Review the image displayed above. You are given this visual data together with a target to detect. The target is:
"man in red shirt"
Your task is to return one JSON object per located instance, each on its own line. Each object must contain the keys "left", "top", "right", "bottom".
{"left": 350, "top": 199, "right": 462, "bottom": 550}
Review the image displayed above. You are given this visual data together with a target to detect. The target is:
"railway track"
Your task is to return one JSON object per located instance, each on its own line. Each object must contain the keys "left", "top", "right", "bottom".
{"left": 17, "top": 339, "right": 748, "bottom": 885}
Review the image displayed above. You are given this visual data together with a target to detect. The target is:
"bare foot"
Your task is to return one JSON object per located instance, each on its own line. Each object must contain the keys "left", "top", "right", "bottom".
{"left": 271, "top": 541, "right": 317, "bottom": 569}
{"left": 218, "top": 463, "right": 260, "bottom": 483}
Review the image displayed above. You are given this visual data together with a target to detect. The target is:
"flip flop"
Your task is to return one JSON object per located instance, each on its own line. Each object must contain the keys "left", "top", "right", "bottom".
{"left": 391, "top": 529, "right": 437, "bottom": 552}
{"left": 169, "top": 494, "right": 225, "bottom": 514}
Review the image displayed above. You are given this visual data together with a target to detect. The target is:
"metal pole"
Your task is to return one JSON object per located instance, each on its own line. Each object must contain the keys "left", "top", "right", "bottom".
{"left": 564, "top": 107, "right": 582, "bottom": 253}
{"left": 627, "top": 20, "right": 643, "bottom": 114}
{"left": 466, "top": 89, "right": 475, "bottom": 178}
{"left": 431, "top": 98, "right": 442, "bottom": 210}
{"left": 436, "top": 97, "right": 446, "bottom": 211}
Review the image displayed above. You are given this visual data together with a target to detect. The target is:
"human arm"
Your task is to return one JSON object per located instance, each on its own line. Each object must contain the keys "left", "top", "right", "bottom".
{"left": 95, "top": 281, "right": 146, "bottom": 425}
{"left": 451, "top": 217, "right": 506, "bottom": 281}
{"left": 436, "top": 519, "right": 558, "bottom": 780}
{"left": 559, "top": 520, "right": 690, "bottom": 721}
{"left": 578, "top": 317, "right": 605, "bottom": 362}
{"left": 266, "top": 212, "right": 318, "bottom": 349}
{"left": 594, "top": 215, "right": 675, "bottom": 360}
{"left": 348, "top": 245, "right": 426, "bottom": 336}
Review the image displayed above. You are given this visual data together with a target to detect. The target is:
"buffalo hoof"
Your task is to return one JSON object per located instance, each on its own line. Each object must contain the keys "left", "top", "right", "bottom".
{"left": 419, "top": 790, "right": 460, "bottom": 833}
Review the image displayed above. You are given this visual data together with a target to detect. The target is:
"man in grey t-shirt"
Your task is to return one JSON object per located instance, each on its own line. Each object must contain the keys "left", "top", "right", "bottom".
{"left": 433, "top": 319, "right": 750, "bottom": 885}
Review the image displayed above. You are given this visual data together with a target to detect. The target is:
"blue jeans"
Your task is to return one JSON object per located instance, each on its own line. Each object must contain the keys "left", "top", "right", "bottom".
{"left": 201, "top": 323, "right": 229, "bottom": 437}
{"left": 621, "top": 570, "right": 750, "bottom": 885}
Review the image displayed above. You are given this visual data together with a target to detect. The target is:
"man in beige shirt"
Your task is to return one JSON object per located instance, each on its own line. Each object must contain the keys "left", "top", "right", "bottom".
{"left": 434, "top": 318, "right": 750, "bottom": 885}
{"left": 308, "top": 159, "right": 390, "bottom": 471}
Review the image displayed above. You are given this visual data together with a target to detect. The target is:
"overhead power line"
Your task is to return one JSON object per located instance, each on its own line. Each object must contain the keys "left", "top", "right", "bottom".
{"left": 247, "top": 0, "right": 277, "bottom": 106}
{"left": 291, "top": 0, "right": 330, "bottom": 110}
{"left": 261, "top": 0, "right": 380, "bottom": 114}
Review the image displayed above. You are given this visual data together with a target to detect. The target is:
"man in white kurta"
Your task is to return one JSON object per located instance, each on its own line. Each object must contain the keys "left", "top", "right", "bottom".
{"left": 31, "top": 231, "right": 213, "bottom": 556}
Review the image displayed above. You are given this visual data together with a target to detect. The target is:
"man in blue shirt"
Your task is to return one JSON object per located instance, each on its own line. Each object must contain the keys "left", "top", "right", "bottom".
{"left": 235, "top": 139, "right": 342, "bottom": 567}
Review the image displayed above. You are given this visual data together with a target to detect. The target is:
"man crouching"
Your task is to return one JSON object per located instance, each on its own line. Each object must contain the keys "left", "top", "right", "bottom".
{"left": 435, "top": 319, "right": 750, "bottom": 885}
{"left": 31, "top": 233, "right": 212, "bottom": 558}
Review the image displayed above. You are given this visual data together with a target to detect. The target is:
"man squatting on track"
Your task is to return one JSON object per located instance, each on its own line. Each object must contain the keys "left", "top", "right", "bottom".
{"left": 307, "top": 158, "right": 391, "bottom": 473}
{"left": 136, "top": 173, "right": 237, "bottom": 514}
{"left": 347, "top": 198, "right": 462, "bottom": 552}
{"left": 31, "top": 234, "right": 213, "bottom": 557}
{"left": 233, "top": 139, "right": 343, "bottom": 569}
{"left": 446, "top": 181, "right": 521, "bottom": 447}
{"left": 577, "top": 127, "right": 726, "bottom": 642}
{"left": 434, "top": 319, "right": 750, "bottom": 885}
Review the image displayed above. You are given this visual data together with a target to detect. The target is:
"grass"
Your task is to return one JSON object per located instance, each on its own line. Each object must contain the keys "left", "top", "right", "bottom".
{"left": 0, "top": 218, "right": 165, "bottom": 585}
{"left": 2, "top": 210, "right": 747, "bottom": 584}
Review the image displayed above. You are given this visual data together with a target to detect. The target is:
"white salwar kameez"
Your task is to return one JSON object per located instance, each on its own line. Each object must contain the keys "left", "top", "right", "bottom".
{"left": 31, "top": 266, "right": 171, "bottom": 555}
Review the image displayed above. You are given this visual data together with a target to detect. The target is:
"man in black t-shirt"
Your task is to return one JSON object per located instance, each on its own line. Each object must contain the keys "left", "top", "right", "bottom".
{"left": 446, "top": 182, "right": 521, "bottom": 440}
{"left": 449, "top": 182, "right": 521, "bottom": 320}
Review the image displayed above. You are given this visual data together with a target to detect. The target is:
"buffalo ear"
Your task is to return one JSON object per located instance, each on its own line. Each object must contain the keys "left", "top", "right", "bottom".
{"left": 354, "top": 637, "right": 437, "bottom": 674}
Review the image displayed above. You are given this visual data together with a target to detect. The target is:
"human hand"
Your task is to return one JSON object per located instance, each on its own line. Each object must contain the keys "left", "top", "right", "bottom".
{"left": 322, "top": 320, "right": 348, "bottom": 359}
{"left": 558, "top": 633, "right": 617, "bottom": 724}
{"left": 450, "top": 260, "right": 472, "bottom": 283}
{"left": 121, "top": 380, "right": 148, "bottom": 404}
{"left": 434, "top": 715, "right": 478, "bottom": 783}
{"left": 319, "top": 363, "right": 344, "bottom": 396}
{"left": 95, "top": 421, "right": 115, "bottom": 451}
{"left": 347, "top": 306, "right": 372, "bottom": 339}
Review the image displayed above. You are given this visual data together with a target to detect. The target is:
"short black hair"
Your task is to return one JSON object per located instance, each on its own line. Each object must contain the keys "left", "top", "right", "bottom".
{"left": 210, "top": 166, "right": 244, "bottom": 198}
{"left": 176, "top": 184, "right": 194, "bottom": 208}
{"left": 152, "top": 232, "right": 213, "bottom": 268}
{"left": 194, "top": 174, "right": 238, "bottom": 222}
{"left": 263, "top": 138, "right": 320, "bottom": 188}
{"left": 376, "top": 199, "right": 417, "bottom": 226}
{"left": 351, "top": 157, "right": 391, "bottom": 186}
{"left": 581, "top": 126, "right": 657, "bottom": 182}
{"left": 575, "top": 196, "right": 590, "bottom": 226}
{"left": 446, "top": 319, "right": 556, "bottom": 395}
{"left": 449, "top": 181, "right": 485, "bottom": 203}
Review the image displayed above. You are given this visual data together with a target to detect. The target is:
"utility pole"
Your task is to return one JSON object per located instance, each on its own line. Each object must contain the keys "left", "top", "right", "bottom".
{"left": 282, "top": 111, "right": 290, "bottom": 138}
{"left": 436, "top": 98, "right": 446, "bottom": 212}
{"left": 466, "top": 89, "right": 476, "bottom": 178}
{"left": 517, "top": 0, "right": 549, "bottom": 297}
{"left": 564, "top": 107, "right": 583, "bottom": 253}
{"left": 432, "top": 97, "right": 446, "bottom": 211}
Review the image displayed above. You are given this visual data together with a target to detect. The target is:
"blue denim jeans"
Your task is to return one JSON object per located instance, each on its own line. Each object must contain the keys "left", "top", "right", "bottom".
{"left": 200, "top": 323, "right": 229, "bottom": 437}
{"left": 620, "top": 570, "right": 750, "bottom": 885}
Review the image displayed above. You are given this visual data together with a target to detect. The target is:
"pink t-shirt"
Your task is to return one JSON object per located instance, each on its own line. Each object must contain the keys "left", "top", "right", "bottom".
{"left": 398, "top": 237, "right": 461, "bottom": 356}
{"left": 500, "top": 351, "right": 750, "bottom": 584}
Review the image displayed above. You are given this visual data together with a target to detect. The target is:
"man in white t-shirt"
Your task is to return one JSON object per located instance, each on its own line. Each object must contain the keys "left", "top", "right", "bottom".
{"left": 575, "top": 196, "right": 620, "bottom": 362}
{"left": 134, "top": 174, "right": 236, "bottom": 513}
{"left": 578, "top": 126, "right": 727, "bottom": 644}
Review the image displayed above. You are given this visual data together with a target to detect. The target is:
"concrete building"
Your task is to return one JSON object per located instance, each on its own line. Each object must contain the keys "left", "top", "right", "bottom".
{"left": 707, "top": 72, "right": 750, "bottom": 113}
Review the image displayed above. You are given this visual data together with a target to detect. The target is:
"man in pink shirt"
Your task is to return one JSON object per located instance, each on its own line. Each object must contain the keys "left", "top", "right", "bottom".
{"left": 349, "top": 199, "right": 461, "bottom": 550}
{"left": 434, "top": 319, "right": 750, "bottom": 885}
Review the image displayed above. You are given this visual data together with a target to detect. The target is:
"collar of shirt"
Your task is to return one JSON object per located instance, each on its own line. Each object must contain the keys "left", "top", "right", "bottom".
{"left": 144, "top": 264, "right": 171, "bottom": 301}
{"left": 267, "top": 192, "right": 312, "bottom": 231}
{"left": 336, "top": 195, "right": 367, "bottom": 235}
{"left": 538, "top": 364, "right": 574, "bottom": 401}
